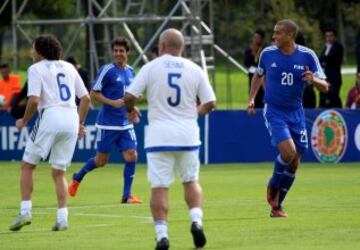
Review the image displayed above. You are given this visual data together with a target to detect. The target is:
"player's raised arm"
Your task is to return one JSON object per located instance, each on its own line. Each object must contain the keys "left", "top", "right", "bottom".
{"left": 247, "top": 73, "right": 264, "bottom": 115}
{"left": 302, "top": 66, "right": 329, "bottom": 93}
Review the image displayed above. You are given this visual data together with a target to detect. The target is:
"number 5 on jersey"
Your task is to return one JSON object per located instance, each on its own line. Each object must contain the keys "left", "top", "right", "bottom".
{"left": 167, "top": 73, "right": 182, "bottom": 107}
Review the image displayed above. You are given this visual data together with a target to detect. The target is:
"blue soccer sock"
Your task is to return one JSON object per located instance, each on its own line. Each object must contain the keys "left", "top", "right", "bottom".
{"left": 269, "top": 155, "right": 289, "bottom": 189}
{"left": 122, "top": 162, "right": 136, "bottom": 199}
{"left": 278, "top": 170, "right": 296, "bottom": 206}
{"left": 73, "top": 157, "right": 97, "bottom": 182}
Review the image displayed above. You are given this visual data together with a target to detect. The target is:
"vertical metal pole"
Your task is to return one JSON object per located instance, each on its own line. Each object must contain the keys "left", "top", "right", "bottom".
{"left": 88, "top": 0, "right": 95, "bottom": 80}
{"left": 11, "top": 0, "right": 18, "bottom": 70}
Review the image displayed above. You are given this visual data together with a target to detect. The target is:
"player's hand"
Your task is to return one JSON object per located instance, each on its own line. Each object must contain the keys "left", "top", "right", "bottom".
{"left": 78, "top": 123, "right": 86, "bottom": 139}
{"left": 128, "top": 107, "right": 141, "bottom": 124}
{"left": 247, "top": 101, "right": 256, "bottom": 115}
{"left": 302, "top": 66, "right": 314, "bottom": 84}
{"left": 15, "top": 118, "right": 26, "bottom": 129}
{"left": 112, "top": 98, "right": 124, "bottom": 108}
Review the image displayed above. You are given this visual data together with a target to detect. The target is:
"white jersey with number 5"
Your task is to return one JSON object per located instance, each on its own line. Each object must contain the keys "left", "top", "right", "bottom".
{"left": 27, "top": 59, "right": 88, "bottom": 111}
{"left": 126, "top": 54, "right": 216, "bottom": 151}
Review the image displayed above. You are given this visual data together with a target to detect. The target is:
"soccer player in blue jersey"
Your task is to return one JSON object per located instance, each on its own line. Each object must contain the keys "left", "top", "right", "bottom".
{"left": 68, "top": 37, "right": 142, "bottom": 204}
{"left": 248, "top": 19, "right": 329, "bottom": 217}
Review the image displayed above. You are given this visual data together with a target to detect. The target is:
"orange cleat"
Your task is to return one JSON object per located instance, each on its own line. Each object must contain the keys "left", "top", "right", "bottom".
{"left": 121, "top": 194, "right": 143, "bottom": 204}
{"left": 68, "top": 180, "right": 80, "bottom": 197}
{"left": 270, "top": 207, "right": 288, "bottom": 218}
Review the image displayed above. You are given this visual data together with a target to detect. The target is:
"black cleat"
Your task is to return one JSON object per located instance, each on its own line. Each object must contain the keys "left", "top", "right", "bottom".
{"left": 191, "top": 222, "right": 206, "bottom": 248}
{"left": 155, "top": 237, "right": 169, "bottom": 250}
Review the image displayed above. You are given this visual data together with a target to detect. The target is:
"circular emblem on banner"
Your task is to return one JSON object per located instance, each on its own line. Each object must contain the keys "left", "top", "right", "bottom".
{"left": 355, "top": 124, "right": 360, "bottom": 151}
{"left": 311, "top": 110, "right": 348, "bottom": 163}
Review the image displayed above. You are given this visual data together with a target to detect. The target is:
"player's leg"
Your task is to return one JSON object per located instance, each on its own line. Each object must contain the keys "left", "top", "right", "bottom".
{"left": 10, "top": 122, "right": 48, "bottom": 231}
{"left": 69, "top": 128, "right": 112, "bottom": 196}
{"left": 120, "top": 129, "right": 141, "bottom": 204}
{"left": 51, "top": 167, "right": 69, "bottom": 231}
{"left": 178, "top": 150, "right": 206, "bottom": 248}
{"left": 278, "top": 152, "right": 301, "bottom": 207}
{"left": 277, "top": 121, "right": 308, "bottom": 209}
{"left": 147, "top": 152, "right": 174, "bottom": 250}
{"left": 49, "top": 130, "right": 78, "bottom": 231}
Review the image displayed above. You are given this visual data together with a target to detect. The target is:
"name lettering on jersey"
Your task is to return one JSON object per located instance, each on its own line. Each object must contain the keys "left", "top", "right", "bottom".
{"left": 271, "top": 62, "right": 277, "bottom": 68}
{"left": 294, "top": 64, "right": 305, "bottom": 70}
{"left": 164, "top": 61, "right": 184, "bottom": 69}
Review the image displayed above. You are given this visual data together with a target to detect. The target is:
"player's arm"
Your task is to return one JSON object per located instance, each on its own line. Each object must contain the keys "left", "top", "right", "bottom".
{"left": 247, "top": 73, "right": 264, "bottom": 115}
{"left": 197, "top": 101, "right": 216, "bottom": 115}
{"left": 124, "top": 92, "right": 141, "bottom": 124}
{"left": 15, "top": 95, "right": 39, "bottom": 129}
{"left": 302, "top": 66, "right": 329, "bottom": 93}
{"left": 77, "top": 94, "right": 91, "bottom": 139}
{"left": 90, "top": 90, "right": 124, "bottom": 108}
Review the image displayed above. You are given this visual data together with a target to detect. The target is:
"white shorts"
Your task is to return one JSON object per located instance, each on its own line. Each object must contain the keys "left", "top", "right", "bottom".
{"left": 23, "top": 107, "right": 79, "bottom": 170}
{"left": 146, "top": 150, "right": 200, "bottom": 188}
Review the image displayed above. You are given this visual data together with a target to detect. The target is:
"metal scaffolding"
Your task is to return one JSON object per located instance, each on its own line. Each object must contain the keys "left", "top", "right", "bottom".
{"left": 9, "top": 0, "right": 245, "bottom": 81}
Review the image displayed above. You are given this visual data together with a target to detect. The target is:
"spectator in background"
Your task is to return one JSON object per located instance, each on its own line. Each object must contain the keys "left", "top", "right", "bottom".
{"left": 296, "top": 32, "right": 316, "bottom": 108}
{"left": 66, "top": 56, "right": 91, "bottom": 106}
{"left": 9, "top": 81, "right": 28, "bottom": 119}
{"left": 0, "top": 63, "right": 21, "bottom": 110}
{"left": 244, "top": 29, "right": 265, "bottom": 108}
{"left": 149, "top": 46, "right": 159, "bottom": 60}
{"left": 345, "top": 72, "right": 360, "bottom": 109}
{"left": 356, "top": 30, "right": 360, "bottom": 73}
{"left": 319, "top": 28, "right": 343, "bottom": 108}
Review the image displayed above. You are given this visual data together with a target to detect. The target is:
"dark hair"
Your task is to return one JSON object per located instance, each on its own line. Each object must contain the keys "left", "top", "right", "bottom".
{"left": 324, "top": 28, "right": 337, "bottom": 36}
{"left": 255, "top": 29, "right": 265, "bottom": 40}
{"left": 111, "top": 37, "right": 130, "bottom": 51}
{"left": 0, "top": 63, "right": 9, "bottom": 69}
{"left": 33, "top": 34, "right": 63, "bottom": 60}
{"left": 151, "top": 46, "right": 159, "bottom": 55}
{"left": 66, "top": 56, "right": 78, "bottom": 65}
{"left": 295, "top": 32, "right": 306, "bottom": 46}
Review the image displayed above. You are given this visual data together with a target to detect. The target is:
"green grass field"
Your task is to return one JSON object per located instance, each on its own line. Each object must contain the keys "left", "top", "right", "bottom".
{"left": 0, "top": 162, "right": 359, "bottom": 249}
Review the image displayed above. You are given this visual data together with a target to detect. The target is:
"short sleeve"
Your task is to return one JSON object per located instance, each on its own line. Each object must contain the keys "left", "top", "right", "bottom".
{"left": 126, "top": 65, "right": 148, "bottom": 97}
{"left": 197, "top": 69, "right": 216, "bottom": 104}
{"left": 256, "top": 50, "right": 266, "bottom": 76}
{"left": 74, "top": 70, "right": 89, "bottom": 98}
{"left": 27, "top": 66, "right": 42, "bottom": 97}
{"left": 308, "top": 49, "right": 326, "bottom": 80}
{"left": 92, "top": 65, "right": 111, "bottom": 91}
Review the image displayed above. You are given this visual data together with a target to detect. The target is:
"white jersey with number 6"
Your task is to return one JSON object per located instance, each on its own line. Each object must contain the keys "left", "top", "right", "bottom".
{"left": 27, "top": 59, "right": 88, "bottom": 111}
{"left": 126, "top": 54, "right": 216, "bottom": 150}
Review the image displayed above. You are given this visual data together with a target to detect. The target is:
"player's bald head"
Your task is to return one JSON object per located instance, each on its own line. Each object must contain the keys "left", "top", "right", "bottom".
{"left": 276, "top": 19, "right": 299, "bottom": 39}
{"left": 159, "top": 28, "right": 184, "bottom": 55}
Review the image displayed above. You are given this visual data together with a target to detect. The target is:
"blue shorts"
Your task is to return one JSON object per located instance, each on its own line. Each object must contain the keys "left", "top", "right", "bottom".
{"left": 96, "top": 128, "right": 137, "bottom": 153}
{"left": 263, "top": 104, "right": 308, "bottom": 154}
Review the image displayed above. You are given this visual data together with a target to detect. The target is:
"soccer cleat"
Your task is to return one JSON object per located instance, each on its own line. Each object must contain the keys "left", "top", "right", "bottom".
{"left": 270, "top": 207, "right": 288, "bottom": 218}
{"left": 191, "top": 222, "right": 207, "bottom": 248}
{"left": 155, "top": 237, "right": 169, "bottom": 250}
{"left": 9, "top": 212, "right": 32, "bottom": 231}
{"left": 266, "top": 184, "right": 280, "bottom": 209}
{"left": 68, "top": 177, "right": 80, "bottom": 197}
{"left": 121, "top": 194, "right": 143, "bottom": 204}
{"left": 51, "top": 221, "right": 68, "bottom": 231}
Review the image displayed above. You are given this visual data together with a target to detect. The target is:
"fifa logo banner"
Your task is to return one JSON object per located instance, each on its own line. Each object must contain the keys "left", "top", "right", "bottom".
{"left": 311, "top": 110, "right": 348, "bottom": 163}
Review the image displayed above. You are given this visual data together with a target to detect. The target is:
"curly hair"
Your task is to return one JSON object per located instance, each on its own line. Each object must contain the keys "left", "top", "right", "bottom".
{"left": 33, "top": 34, "right": 63, "bottom": 60}
{"left": 111, "top": 37, "right": 130, "bottom": 51}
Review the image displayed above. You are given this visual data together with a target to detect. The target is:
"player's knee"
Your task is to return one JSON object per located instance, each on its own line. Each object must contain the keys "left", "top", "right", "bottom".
{"left": 287, "top": 158, "right": 300, "bottom": 173}
{"left": 21, "top": 161, "right": 35, "bottom": 171}
{"left": 95, "top": 158, "right": 108, "bottom": 167}
{"left": 124, "top": 150, "right": 137, "bottom": 162}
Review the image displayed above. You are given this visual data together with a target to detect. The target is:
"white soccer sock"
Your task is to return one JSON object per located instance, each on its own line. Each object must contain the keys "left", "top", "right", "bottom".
{"left": 189, "top": 207, "right": 203, "bottom": 226}
{"left": 57, "top": 207, "right": 68, "bottom": 224}
{"left": 154, "top": 220, "right": 168, "bottom": 241}
{"left": 20, "top": 200, "right": 32, "bottom": 216}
